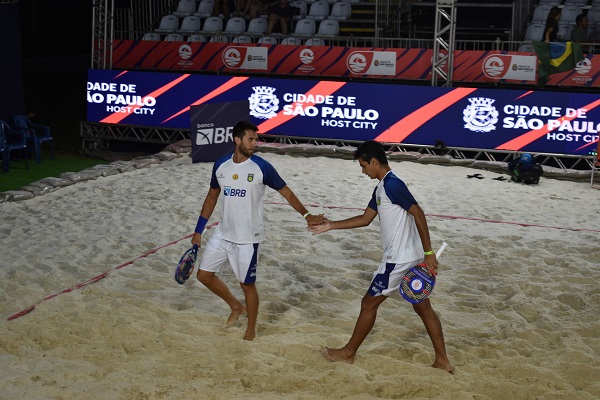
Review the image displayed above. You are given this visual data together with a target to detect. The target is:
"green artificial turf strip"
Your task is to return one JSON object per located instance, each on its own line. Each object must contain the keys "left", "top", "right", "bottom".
{"left": 0, "top": 151, "right": 108, "bottom": 193}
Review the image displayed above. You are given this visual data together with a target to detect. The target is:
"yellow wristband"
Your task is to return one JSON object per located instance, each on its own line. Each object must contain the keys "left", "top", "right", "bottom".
{"left": 424, "top": 250, "right": 434, "bottom": 255}
{"left": 303, "top": 212, "right": 311, "bottom": 219}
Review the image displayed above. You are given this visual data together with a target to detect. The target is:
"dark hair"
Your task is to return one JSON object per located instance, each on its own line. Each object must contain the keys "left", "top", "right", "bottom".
{"left": 575, "top": 13, "right": 586, "bottom": 25}
{"left": 353, "top": 140, "right": 388, "bottom": 165}
{"left": 232, "top": 120, "right": 258, "bottom": 139}
{"left": 547, "top": 6, "right": 561, "bottom": 23}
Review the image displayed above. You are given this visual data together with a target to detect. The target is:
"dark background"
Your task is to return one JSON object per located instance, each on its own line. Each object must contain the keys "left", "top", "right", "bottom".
{"left": 1, "top": 0, "right": 93, "bottom": 152}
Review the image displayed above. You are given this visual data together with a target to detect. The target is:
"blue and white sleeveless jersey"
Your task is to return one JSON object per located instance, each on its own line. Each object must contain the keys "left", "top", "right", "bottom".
{"left": 210, "top": 154, "right": 286, "bottom": 244}
{"left": 367, "top": 171, "right": 423, "bottom": 263}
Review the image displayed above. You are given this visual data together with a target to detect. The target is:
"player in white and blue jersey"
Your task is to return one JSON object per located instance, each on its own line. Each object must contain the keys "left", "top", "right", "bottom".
{"left": 191, "top": 120, "right": 323, "bottom": 341}
{"left": 309, "top": 140, "right": 454, "bottom": 373}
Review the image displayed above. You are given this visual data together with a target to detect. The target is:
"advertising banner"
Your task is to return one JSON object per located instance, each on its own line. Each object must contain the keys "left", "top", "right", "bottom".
{"left": 87, "top": 69, "right": 600, "bottom": 156}
{"left": 190, "top": 101, "right": 250, "bottom": 163}
{"left": 110, "top": 39, "right": 600, "bottom": 87}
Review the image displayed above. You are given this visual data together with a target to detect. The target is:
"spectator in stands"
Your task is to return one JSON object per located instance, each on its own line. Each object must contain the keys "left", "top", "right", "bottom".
{"left": 215, "top": 0, "right": 244, "bottom": 20}
{"left": 267, "top": 0, "right": 299, "bottom": 35}
{"left": 543, "top": 6, "right": 562, "bottom": 42}
{"left": 243, "top": 0, "right": 276, "bottom": 20}
{"left": 571, "top": 14, "right": 591, "bottom": 42}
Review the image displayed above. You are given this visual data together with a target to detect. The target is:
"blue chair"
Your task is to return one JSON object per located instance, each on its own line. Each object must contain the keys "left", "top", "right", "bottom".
{"left": 13, "top": 114, "right": 53, "bottom": 164}
{"left": 0, "top": 119, "right": 28, "bottom": 173}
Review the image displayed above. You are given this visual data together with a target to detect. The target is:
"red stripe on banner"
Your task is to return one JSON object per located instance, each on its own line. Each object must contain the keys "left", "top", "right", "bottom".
{"left": 497, "top": 98, "right": 600, "bottom": 151}
{"left": 514, "top": 91, "right": 535, "bottom": 100}
{"left": 162, "top": 76, "right": 250, "bottom": 123}
{"left": 100, "top": 74, "right": 191, "bottom": 124}
{"left": 257, "top": 80, "right": 347, "bottom": 133}
{"left": 375, "top": 87, "right": 478, "bottom": 143}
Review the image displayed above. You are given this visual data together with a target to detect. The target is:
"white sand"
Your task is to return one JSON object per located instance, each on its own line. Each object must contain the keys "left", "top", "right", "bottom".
{"left": 1, "top": 148, "right": 599, "bottom": 400}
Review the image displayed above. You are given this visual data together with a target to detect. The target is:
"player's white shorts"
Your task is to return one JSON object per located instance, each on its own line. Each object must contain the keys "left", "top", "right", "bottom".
{"left": 199, "top": 231, "right": 260, "bottom": 284}
{"left": 368, "top": 258, "right": 424, "bottom": 297}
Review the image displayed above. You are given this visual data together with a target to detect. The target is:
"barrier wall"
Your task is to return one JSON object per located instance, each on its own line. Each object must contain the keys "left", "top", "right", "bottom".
{"left": 110, "top": 39, "right": 600, "bottom": 87}
{"left": 87, "top": 69, "right": 600, "bottom": 156}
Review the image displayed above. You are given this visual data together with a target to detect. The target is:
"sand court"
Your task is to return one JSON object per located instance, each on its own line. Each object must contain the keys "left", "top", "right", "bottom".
{"left": 1, "top": 148, "right": 599, "bottom": 399}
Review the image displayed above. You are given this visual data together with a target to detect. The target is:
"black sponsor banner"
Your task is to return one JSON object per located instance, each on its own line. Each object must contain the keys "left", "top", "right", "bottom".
{"left": 190, "top": 101, "right": 250, "bottom": 163}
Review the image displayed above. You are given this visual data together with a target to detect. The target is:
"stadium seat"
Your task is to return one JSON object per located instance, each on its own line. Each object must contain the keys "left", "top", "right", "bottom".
{"left": 328, "top": 1, "right": 351, "bottom": 21}
{"left": 178, "top": 15, "right": 202, "bottom": 33}
{"left": 155, "top": 14, "right": 180, "bottom": 33}
{"left": 305, "top": 37, "right": 326, "bottom": 46}
{"left": 281, "top": 36, "right": 302, "bottom": 45}
{"left": 188, "top": 34, "right": 207, "bottom": 42}
{"left": 530, "top": 4, "right": 552, "bottom": 24}
{"left": 224, "top": 16, "right": 246, "bottom": 34}
{"left": 0, "top": 119, "right": 28, "bottom": 173}
{"left": 209, "top": 34, "right": 229, "bottom": 42}
{"left": 517, "top": 42, "right": 534, "bottom": 53}
{"left": 317, "top": 19, "right": 339, "bottom": 36}
{"left": 194, "top": 0, "right": 216, "bottom": 18}
{"left": 558, "top": 22, "right": 575, "bottom": 41}
{"left": 293, "top": 18, "right": 316, "bottom": 35}
{"left": 13, "top": 114, "right": 52, "bottom": 165}
{"left": 247, "top": 17, "right": 268, "bottom": 34}
{"left": 524, "top": 23, "right": 544, "bottom": 41}
{"left": 257, "top": 36, "right": 278, "bottom": 44}
{"left": 164, "top": 33, "right": 185, "bottom": 41}
{"left": 173, "top": 0, "right": 197, "bottom": 17}
{"left": 232, "top": 35, "right": 253, "bottom": 43}
{"left": 291, "top": 0, "right": 308, "bottom": 21}
{"left": 560, "top": 5, "right": 582, "bottom": 24}
{"left": 563, "top": 0, "right": 588, "bottom": 6}
{"left": 201, "top": 16, "right": 224, "bottom": 33}
{"left": 306, "top": 1, "right": 330, "bottom": 22}
{"left": 142, "top": 32, "right": 161, "bottom": 41}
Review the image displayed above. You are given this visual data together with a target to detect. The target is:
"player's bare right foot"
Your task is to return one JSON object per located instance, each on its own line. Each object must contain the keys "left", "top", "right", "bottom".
{"left": 225, "top": 305, "right": 247, "bottom": 328}
{"left": 321, "top": 346, "right": 355, "bottom": 364}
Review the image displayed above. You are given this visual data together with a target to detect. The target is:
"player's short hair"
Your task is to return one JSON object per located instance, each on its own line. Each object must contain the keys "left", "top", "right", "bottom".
{"left": 575, "top": 13, "right": 586, "bottom": 25}
{"left": 232, "top": 120, "right": 258, "bottom": 139}
{"left": 354, "top": 140, "right": 388, "bottom": 165}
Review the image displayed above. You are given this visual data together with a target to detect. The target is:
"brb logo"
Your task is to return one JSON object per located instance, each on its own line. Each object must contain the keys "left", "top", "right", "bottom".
{"left": 195, "top": 125, "right": 233, "bottom": 145}
{"left": 249, "top": 86, "right": 279, "bottom": 119}
{"left": 463, "top": 97, "right": 499, "bottom": 133}
{"left": 223, "top": 186, "right": 247, "bottom": 197}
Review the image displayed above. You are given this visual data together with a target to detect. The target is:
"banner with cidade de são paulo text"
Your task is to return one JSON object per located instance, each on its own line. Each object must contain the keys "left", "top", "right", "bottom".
{"left": 110, "top": 39, "right": 600, "bottom": 87}
{"left": 86, "top": 69, "right": 600, "bottom": 157}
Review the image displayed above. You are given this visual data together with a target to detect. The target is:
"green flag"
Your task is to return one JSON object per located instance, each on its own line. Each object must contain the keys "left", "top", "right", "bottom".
{"left": 532, "top": 41, "right": 584, "bottom": 86}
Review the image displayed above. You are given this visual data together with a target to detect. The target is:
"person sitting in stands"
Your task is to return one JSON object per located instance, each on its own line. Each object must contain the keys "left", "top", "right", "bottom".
{"left": 267, "top": 0, "right": 299, "bottom": 35}
{"left": 243, "top": 0, "right": 276, "bottom": 20}
{"left": 571, "top": 14, "right": 599, "bottom": 53}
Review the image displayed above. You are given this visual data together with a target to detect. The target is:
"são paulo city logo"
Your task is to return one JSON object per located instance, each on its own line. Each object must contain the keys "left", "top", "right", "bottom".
{"left": 248, "top": 86, "right": 279, "bottom": 119}
{"left": 463, "top": 97, "right": 499, "bottom": 133}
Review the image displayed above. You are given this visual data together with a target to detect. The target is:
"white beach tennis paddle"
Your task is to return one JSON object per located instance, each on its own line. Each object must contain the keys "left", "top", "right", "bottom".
{"left": 400, "top": 242, "right": 448, "bottom": 304}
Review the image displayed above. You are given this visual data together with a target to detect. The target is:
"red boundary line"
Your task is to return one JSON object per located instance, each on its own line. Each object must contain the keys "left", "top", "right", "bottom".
{"left": 8, "top": 201, "right": 599, "bottom": 321}
{"left": 7, "top": 224, "right": 218, "bottom": 321}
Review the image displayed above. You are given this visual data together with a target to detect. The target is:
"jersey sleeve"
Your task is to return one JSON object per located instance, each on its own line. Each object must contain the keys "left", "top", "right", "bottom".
{"left": 384, "top": 176, "right": 417, "bottom": 211}
{"left": 368, "top": 187, "right": 377, "bottom": 211}
{"left": 253, "top": 156, "right": 286, "bottom": 190}
{"left": 209, "top": 156, "right": 228, "bottom": 189}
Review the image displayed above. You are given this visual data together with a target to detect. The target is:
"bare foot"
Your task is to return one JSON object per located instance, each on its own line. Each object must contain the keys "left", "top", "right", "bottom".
{"left": 432, "top": 361, "right": 455, "bottom": 374}
{"left": 321, "top": 346, "right": 355, "bottom": 364}
{"left": 243, "top": 330, "right": 255, "bottom": 341}
{"left": 224, "top": 305, "right": 247, "bottom": 328}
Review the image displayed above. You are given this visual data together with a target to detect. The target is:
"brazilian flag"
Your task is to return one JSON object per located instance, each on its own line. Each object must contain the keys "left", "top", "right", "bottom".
{"left": 532, "top": 41, "right": 584, "bottom": 86}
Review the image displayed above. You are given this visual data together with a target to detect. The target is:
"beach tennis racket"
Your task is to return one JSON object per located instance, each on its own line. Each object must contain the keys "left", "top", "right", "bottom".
{"left": 174, "top": 244, "right": 198, "bottom": 285}
{"left": 400, "top": 242, "right": 448, "bottom": 304}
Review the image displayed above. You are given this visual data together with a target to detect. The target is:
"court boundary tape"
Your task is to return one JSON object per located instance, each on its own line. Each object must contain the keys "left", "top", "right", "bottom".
{"left": 7, "top": 202, "right": 598, "bottom": 321}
